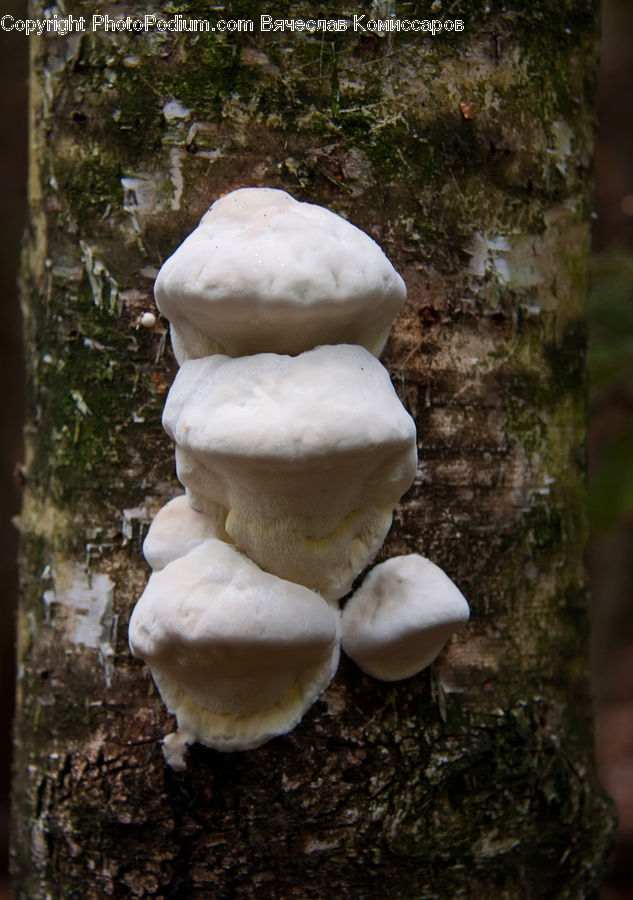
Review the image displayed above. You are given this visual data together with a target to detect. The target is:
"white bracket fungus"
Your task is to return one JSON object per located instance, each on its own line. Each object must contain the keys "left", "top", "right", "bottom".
{"left": 130, "top": 539, "right": 340, "bottom": 764}
{"left": 154, "top": 187, "right": 406, "bottom": 363}
{"left": 142, "top": 494, "right": 228, "bottom": 571}
{"left": 162, "top": 345, "right": 417, "bottom": 602}
{"left": 341, "top": 556, "right": 470, "bottom": 681}
{"left": 129, "top": 187, "right": 469, "bottom": 763}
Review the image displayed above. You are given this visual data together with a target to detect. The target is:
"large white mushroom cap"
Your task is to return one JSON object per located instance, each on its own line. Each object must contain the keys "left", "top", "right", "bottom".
{"left": 154, "top": 187, "right": 406, "bottom": 363}
{"left": 129, "top": 538, "right": 341, "bottom": 762}
{"left": 162, "top": 344, "right": 417, "bottom": 602}
{"left": 341, "top": 555, "right": 470, "bottom": 681}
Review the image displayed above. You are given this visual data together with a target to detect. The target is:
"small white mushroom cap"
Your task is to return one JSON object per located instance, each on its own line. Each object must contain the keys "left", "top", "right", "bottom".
{"left": 162, "top": 344, "right": 417, "bottom": 602}
{"left": 341, "top": 555, "right": 470, "bottom": 681}
{"left": 154, "top": 187, "right": 406, "bottom": 363}
{"left": 129, "top": 539, "right": 341, "bottom": 760}
{"left": 142, "top": 494, "right": 228, "bottom": 571}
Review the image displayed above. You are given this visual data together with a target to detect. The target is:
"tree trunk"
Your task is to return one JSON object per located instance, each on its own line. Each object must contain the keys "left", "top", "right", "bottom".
{"left": 12, "top": 3, "right": 614, "bottom": 897}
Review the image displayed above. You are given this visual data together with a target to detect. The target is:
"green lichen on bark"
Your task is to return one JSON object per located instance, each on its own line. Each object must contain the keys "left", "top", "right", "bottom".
{"left": 13, "top": 2, "right": 613, "bottom": 898}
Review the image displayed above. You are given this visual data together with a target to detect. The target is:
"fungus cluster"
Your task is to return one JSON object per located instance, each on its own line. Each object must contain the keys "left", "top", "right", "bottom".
{"left": 128, "top": 188, "right": 469, "bottom": 767}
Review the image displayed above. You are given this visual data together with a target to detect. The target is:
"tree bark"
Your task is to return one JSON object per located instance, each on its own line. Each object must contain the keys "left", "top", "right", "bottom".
{"left": 12, "top": 2, "right": 614, "bottom": 897}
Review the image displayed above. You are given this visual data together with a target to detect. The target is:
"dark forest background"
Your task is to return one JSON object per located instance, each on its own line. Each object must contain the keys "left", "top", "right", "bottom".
{"left": 1, "top": 2, "right": 633, "bottom": 896}
{"left": 590, "top": 1, "right": 633, "bottom": 896}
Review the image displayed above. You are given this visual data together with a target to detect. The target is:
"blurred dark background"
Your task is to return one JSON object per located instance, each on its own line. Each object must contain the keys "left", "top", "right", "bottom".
{"left": 1, "top": 2, "right": 633, "bottom": 896}
{"left": 590, "top": 1, "right": 633, "bottom": 896}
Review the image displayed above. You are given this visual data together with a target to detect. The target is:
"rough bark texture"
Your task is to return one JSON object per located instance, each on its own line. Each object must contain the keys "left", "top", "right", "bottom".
{"left": 12, "top": 2, "right": 614, "bottom": 897}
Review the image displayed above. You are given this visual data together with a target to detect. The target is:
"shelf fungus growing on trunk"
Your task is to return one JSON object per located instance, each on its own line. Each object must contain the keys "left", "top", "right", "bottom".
{"left": 341, "top": 556, "right": 470, "bottom": 681}
{"left": 162, "top": 345, "right": 417, "bottom": 603}
{"left": 129, "top": 539, "right": 341, "bottom": 765}
{"left": 129, "top": 187, "right": 469, "bottom": 764}
{"left": 154, "top": 187, "right": 406, "bottom": 363}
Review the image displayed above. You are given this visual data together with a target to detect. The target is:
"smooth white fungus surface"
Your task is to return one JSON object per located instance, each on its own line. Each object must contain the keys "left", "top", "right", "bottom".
{"left": 129, "top": 539, "right": 341, "bottom": 759}
{"left": 162, "top": 344, "right": 417, "bottom": 602}
{"left": 143, "top": 494, "right": 229, "bottom": 571}
{"left": 154, "top": 187, "right": 406, "bottom": 362}
{"left": 341, "top": 555, "right": 470, "bottom": 681}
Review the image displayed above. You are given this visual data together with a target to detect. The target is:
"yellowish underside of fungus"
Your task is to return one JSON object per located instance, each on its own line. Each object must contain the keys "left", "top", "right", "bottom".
{"left": 153, "top": 656, "right": 338, "bottom": 762}
{"left": 221, "top": 504, "right": 395, "bottom": 603}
